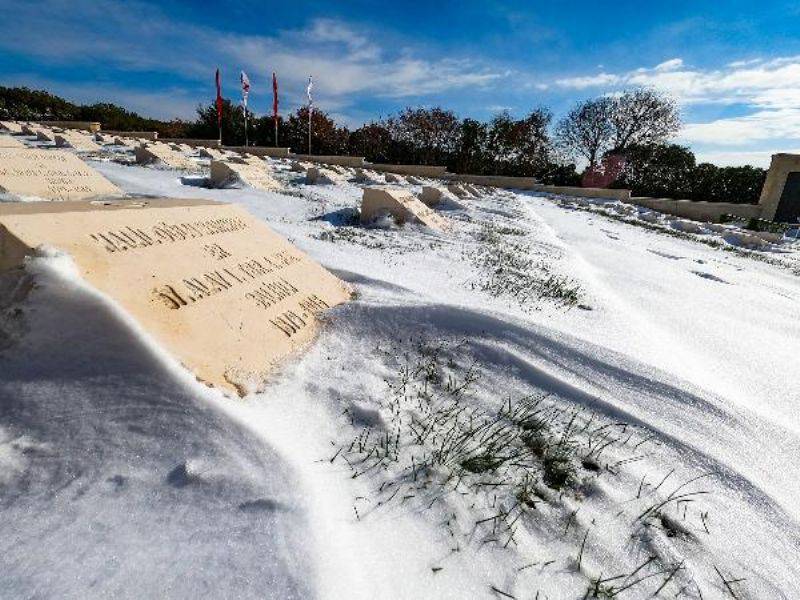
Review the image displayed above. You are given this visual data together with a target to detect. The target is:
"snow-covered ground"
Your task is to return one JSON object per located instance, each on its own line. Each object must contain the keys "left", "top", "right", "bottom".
{"left": 1, "top": 143, "right": 799, "bottom": 599}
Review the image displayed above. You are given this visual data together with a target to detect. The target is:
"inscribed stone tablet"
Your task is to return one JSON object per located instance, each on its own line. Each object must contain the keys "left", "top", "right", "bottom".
{"left": 135, "top": 144, "right": 198, "bottom": 170}
{"left": 360, "top": 187, "right": 449, "bottom": 231}
{"left": 199, "top": 147, "right": 224, "bottom": 160}
{"left": 55, "top": 131, "right": 101, "bottom": 152}
{"left": 210, "top": 161, "right": 282, "bottom": 192}
{"left": 35, "top": 129, "right": 55, "bottom": 142}
{"left": 0, "top": 135, "right": 25, "bottom": 149}
{"left": 0, "top": 198, "right": 352, "bottom": 395}
{"left": 0, "top": 148, "right": 122, "bottom": 201}
{"left": 306, "top": 167, "right": 348, "bottom": 185}
{"left": 0, "top": 121, "right": 23, "bottom": 134}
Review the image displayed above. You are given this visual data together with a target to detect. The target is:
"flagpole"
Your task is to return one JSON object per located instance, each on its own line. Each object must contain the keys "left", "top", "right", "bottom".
{"left": 274, "top": 118, "right": 278, "bottom": 148}
{"left": 244, "top": 106, "right": 249, "bottom": 146}
{"left": 307, "top": 75, "right": 313, "bottom": 155}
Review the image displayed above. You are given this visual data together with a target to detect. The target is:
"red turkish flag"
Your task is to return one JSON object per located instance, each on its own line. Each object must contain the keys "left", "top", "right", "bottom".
{"left": 215, "top": 68, "right": 223, "bottom": 127}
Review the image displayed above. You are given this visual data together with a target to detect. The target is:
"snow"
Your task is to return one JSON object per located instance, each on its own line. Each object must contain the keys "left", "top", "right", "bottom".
{"left": 1, "top": 143, "right": 799, "bottom": 598}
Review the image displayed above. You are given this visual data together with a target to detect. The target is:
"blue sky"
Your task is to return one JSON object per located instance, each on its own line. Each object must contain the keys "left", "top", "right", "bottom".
{"left": 3, "top": 0, "right": 800, "bottom": 166}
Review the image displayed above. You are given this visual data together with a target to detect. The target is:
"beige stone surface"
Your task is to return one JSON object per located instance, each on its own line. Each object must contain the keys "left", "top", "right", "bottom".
{"left": 306, "top": 167, "right": 348, "bottom": 185}
{"left": 210, "top": 161, "right": 282, "bottom": 192}
{"left": 368, "top": 163, "right": 447, "bottom": 177}
{"left": 360, "top": 187, "right": 449, "bottom": 231}
{"left": 0, "top": 135, "right": 26, "bottom": 149}
{"left": 35, "top": 129, "right": 55, "bottom": 142}
{"left": 228, "top": 154, "right": 264, "bottom": 166}
{"left": 447, "top": 183, "right": 470, "bottom": 198}
{"left": 463, "top": 184, "right": 482, "bottom": 197}
{"left": 0, "top": 198, "right": 352, "bottom": 395}
{"left": 0, "top": 121, "right": 23, "bottom": 134}
{"left": 55, "top": 131, "right": 102, "bottom": 152}
{"left": 758, "top": 153, "right": 800, "bottom": 221}
{"left": 199, "top": 147, "right": 225, "bottom": 160}
{"left": 384, "top": 172, "right": 405, "bottom": 184}
{"left": 135, "top": 144, "right": 198, "bottom": 170}
{"left": 625, "top": 197, "right": 762, "bottom": 223}
{"left": 419, "top": 185, "right": 460, "bottom": 207}
{"left": 35, "top": 121, "right": 101, "bottom": 133}
{"left": 0, "top": 148, "right": 122, "bottom": 201}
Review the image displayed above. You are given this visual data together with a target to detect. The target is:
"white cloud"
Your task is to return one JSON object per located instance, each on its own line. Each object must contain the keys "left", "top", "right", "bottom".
{"left": 693, "top": 149, "right": 796, "bottom": 168}
{"left": 553, "top": 55, "right": 800, "bottom": 154}
{"left": 555, "top": 73, "right": 621, "bottom": 89}
{"left": 0, "top": 0, "right": 506, "bottom": 118}
{"left": 654, "top": 58, "right": 684, "bottom": 72}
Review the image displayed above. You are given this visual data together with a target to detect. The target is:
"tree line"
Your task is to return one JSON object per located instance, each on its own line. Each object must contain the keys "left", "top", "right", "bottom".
{"left": 0, "top": 85, "right": 766, "bottom": 203}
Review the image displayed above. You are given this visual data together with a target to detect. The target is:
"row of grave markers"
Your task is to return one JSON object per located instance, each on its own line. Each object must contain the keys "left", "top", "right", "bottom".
{"left": 0, "top": 120, "right": 360, "bottom": 395}
{"left": 0, "top": 119, "right": 475, "bottom": 395}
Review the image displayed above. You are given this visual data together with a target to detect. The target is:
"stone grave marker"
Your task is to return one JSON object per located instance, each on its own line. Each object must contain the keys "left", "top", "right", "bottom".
{"left": 135, "top": 144, "right": 198, "bottom": 170}
{"left": 306, "top": 166, "right": 348, "bottom": 185}
{"left": 198, "top": 147, "right": 225, "bottom": 160}
{"left": 0, "top": 148, "right": 122, "bottom": 201}
{"left": 360, "top": 187, "right": 449, "bottom": 232}
{"left": 227, "top": 154, "right": 263, "bottom": 166}
{"left": 55, "top": 131, "right": 102, "bottom": 152}
{"left": 0, "top": 198, "right": 352, "bottom": 395}
{"left": 113, "top": 136, "right": 136, "bottom": 148}
{"left": 0, "top": 121, "right": 23, "bottom": 134}
{"left": 0, "top": 135, "right": 26, "bottom": 149}
{"left": 447, "top": 183, "right": 470, "bottom": 198}
{"left": 384, "top": 172, "right": 405, "bottom": 184}
{"left": 419, "top": 185, "right": 460, "bottom": 207}
{"left": 210, "top": 160, "right": 282, "bottom": 192}
{"left": 35, "top": 129, "right": 55, "bottom": 142}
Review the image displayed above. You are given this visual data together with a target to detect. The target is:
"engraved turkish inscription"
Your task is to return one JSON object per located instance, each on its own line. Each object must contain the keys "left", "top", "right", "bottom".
{"left": 0, "top": 199, "right": 352, "bottom": 395}
{"left": 0, "top": 148, "right": 122, "bottom": 200}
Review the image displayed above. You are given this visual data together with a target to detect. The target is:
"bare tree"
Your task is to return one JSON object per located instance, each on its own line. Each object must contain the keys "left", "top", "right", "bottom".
{"left": 610, "top": 88, "right": 681, "bottom": 151}
{"left": 554, "top": 97, "right": 614, "bottom": 168}
{"left": 555, "top": 89, "right": 681, "bottom": 169}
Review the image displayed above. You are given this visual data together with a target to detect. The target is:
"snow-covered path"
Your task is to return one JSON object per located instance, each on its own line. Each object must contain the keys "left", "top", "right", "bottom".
{"left": 1, "top": 159, "right": 799, "bottom": 599}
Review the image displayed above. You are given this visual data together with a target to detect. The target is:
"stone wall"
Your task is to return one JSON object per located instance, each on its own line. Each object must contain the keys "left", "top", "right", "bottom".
{"left": 161, "top": 138, "right": 221, "bottom": 148}
{"left": 224, "top": 146, "right": 291, "bottom": 158}
{"left": 103, "top": 130, "right": 159, "bottom": 140}
{"left": 533, "top": 185, "right": 632, "bottom": 201}
{"left": 36, "top": 121, "right": 101, "bottom": 133}
{"left": 624, "top": 197, "right": 762, "bottom": 222}
{"left": 369, "top": 164, "right": 448, "bottom": 177}
{"left": 445, "top": 173, "right": 539, "bottom": 190}
{"left": 292, "top": 154, "right": 365, "bottom": 167}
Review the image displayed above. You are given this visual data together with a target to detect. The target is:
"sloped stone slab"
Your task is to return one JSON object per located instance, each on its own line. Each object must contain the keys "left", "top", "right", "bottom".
{"left": 360, "top": 187, "right": 449, "bottom": 231}
{"left": 0, "top": 198, "right": 352, "bottom": 395}
{"left": 0, "top": 148, "right": 122, "bottom": 201}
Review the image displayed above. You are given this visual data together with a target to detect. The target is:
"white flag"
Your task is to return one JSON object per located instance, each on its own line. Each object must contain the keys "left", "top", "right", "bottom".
{"left": 240, "top": 71, "right": 250, "bottom": 108}
{"left": 306, "top": 76, "right": 313, "bottom": 111}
